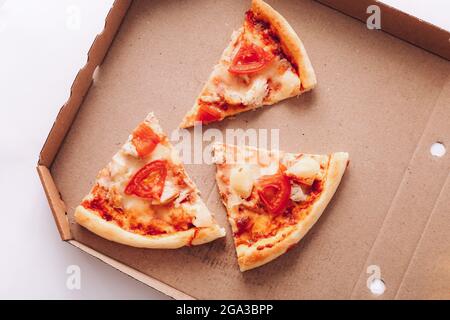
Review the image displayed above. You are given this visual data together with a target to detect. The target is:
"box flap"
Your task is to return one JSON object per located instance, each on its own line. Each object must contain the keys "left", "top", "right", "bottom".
{"left": 317, "top": 0, "right": 450, "bottom": 61}
{"left": 37, "top": 165, "right": 71, "bottom": 240}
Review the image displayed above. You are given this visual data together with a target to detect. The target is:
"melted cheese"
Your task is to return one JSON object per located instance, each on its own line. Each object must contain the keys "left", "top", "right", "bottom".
{"left": 149, "top": 143, "right": 171, "bottom": 161}
{"left": 260, "top": 160, "right": 279, "bottom": 176}
{"left": 186, "top": 200, "right": 214, "bottom": 228}
{"left": 122, "top": 138, "right": 138, "bottom": 157}
{"left": 199, "top": 26, "right": 301, "bottom": 109}
{"left": 230, "top": 164, "right": 259, "bottom": 199}
{"left": 268, "top": 68, "right": 300, "bottom": 102}
{"left": 285, "top": 156, "right": 320, "bottom": 185}
{"left": 290, "top": 182, "right": 307, "bottom": 202}
{"left": 159, "top": 179, "right": 179, "bottom": 204}
{"left": 122, "top": 194, "right": 150, "bottom": 214}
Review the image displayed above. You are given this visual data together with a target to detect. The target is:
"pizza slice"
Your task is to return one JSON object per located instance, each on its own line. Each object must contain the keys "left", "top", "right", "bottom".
{"left": 74, "top": 113, "right": 225, "bottom": 248}
{"left": 180, "top": 0, "right": 316, "bottom": 128}
{"left": 213, "top": 144, "right": 348, "bottom": 271}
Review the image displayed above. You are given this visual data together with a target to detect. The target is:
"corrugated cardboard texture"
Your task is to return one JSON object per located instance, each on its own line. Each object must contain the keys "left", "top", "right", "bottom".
{"left": 49, "top": 0, "right": 450, "bottom": 299}
{"left": 37, "top": 165, "right": 71, "bottom": 240}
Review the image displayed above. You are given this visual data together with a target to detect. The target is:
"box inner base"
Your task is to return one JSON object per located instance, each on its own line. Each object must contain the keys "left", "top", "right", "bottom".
{"left": 51, "top": 0, "right": 450, "bottom": 299}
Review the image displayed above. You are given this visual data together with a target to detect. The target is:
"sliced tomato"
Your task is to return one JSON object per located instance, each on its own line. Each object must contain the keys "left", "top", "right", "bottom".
{"left": 196, "top": 104, "right": 224, "bottom": 123}
{"left": 256, "top": 173, "right": 291, "bottom": 215}
{"left": 125, "top": 160, "right": 167, "bottom": 200}
{"left": 229, "top": 43, "right": 274, "bottom": 75}
{"left": 131, "top": 123, "right": 160, "bottom": 158}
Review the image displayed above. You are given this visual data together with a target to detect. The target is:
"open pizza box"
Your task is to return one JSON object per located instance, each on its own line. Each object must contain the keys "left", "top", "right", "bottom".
{"left": 37, "top": 0, "right": 450, "bottom": 299}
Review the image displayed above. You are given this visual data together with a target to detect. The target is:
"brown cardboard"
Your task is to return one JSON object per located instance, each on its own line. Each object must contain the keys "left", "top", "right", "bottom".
{"left": 318, "top": 0, "right": 450, "bottom": 60}
{"left": 38, "top": 0, "right": 450, "bottom": 299}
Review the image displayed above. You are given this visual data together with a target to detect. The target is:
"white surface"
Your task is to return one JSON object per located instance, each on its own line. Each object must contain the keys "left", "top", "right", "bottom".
{"left": 0, "top": 0, "right": 448, "bottom": 299}
{"left": 0, "top": 0, "right": 167, "bottom": 300}
{"left": 382, "top": 0, "right": 450, "bottom": 31}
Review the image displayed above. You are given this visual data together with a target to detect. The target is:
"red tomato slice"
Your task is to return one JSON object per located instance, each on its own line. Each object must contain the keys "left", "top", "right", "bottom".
{"left": 125, "top": 160, "right": 167, "bottom": 200}
{"left": 131, "top": 123, "right": 160, "bottom": 158}
{"left": 196, "top": 104, "right": 224, "bottom": 123}
{"left": 229, "top": 43, "right": 274, "bottom": 75}
{"left": 257, "top": 173, "right": 291, "bottom": 215}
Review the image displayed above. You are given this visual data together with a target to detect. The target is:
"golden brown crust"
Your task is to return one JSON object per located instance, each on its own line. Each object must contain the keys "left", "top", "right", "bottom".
{"left": 251, "top": 0, "right": 317, "bottom": 91}
{"left": 75, "top": 206, "right": 225, "bottom": 249}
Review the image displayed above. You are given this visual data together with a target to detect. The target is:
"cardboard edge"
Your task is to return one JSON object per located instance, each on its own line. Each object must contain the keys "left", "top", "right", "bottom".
{"left": 316, "top": 0, "right": 450, "bottom": 61}
{"left": 37, "top": 165, "right": 71, "bottom": 240}
{"left": 37, "top": 0, "right": 132, "bottom": 239}
{"left": 38, "top": 0, "right": 133, "bottom": 168}
{"left": 68, "top": 240, "right": 195, "bottom": 300}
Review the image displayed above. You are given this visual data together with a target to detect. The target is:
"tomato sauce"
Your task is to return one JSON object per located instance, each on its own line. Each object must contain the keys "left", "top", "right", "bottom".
{"left": 245, "top": 10, "right": 300, "bottom": 76}
{"left": 234, "top": 168, "right": 327, "bottom": 248}
{"left": 82, "top": 184, "right": 196, "bottom": 237}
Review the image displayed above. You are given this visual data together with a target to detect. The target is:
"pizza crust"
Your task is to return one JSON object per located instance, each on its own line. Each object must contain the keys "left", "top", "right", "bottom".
{"left": 251, "top": 0, "right": 317, "bottom": 91}
{"left": 74, "top": 206, "right": 226, "bottom": 249}
{"left": 235, "top": 152, "right": 348, "bottom": 271}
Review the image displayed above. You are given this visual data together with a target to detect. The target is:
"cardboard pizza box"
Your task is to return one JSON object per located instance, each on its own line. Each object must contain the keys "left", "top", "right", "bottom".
{"left": 37, "top": 0, "right": 450, "bottom": 299}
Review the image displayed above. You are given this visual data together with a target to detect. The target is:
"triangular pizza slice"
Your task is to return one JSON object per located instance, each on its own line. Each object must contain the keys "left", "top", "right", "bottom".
{"left": 75, "top": 113, "right": 225, "bottom": 248}
{"left": 213, "top": 143, "right": 348, "bottom": 271}
{"left": 180, "top": 0, "right": 316, "bottom": 128}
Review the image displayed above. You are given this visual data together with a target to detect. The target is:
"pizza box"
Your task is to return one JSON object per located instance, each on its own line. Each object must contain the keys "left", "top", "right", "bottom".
{"left": 37, "top": 0, "right": 450, "bottom": 299}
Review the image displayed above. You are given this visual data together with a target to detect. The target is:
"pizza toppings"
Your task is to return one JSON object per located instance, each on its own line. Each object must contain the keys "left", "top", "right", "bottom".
{"left": 285, "top": 156, "right": 321, "bottom": 185}
{"left": 230, "top": 164, "right": 259, "bottom": 199}
{"left": 256, "top": 173, "right": 291, "bottom": 215}
{"left": 131, "top": 123, "right": 160, "bottom": 158}
{"left": 159, "top": 179, "right": 180, "bottom": 204}
{"left": 125, "top": 160, "right": 167, "bottom": 200}
{"left": 180, "top": 0, "right": 316, "bottom": 129}
{"left": 235, "top": 216, "right": 253, "bottom": 236}
{"left": 196, "top": 104, "right": 224, "bottom": 123}
{"left": 228, "top": 42, "right": 274, "bottom": 75}
{"left": 289, "top": 182, "right": 307, "bottom": 202}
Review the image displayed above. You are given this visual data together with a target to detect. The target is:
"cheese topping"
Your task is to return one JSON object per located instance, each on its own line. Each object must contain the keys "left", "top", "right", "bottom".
{"left": 187, "top": 200, "right": 214, "bottom": 228}
{"left": 159, "top": 179, "right": 180, "bottom": 204}
{"left": 230, "top": 164, "right": 260, "bottom": 199}
{"left": 203, "top": 56, "right": 299, "bottom": 108}
{"left": 285, "top": 156, "right": 320, "bottom": 185}
{"left": 122, "top": 138, "right": 139, "bottom": 157}
{"left": 198, "top": 16, "right": 301, "bottom": 113}
{"left": 149, "top": 143, "right": 171, "bottom": 162}
{"left": 290, "top": 182, "right": 307, "bottom": 202}
{"left": 260, "top": 158, "right": 279, "bottom": 176}
{"left": 83, "top": 116, "right": 220, "bottom": 237}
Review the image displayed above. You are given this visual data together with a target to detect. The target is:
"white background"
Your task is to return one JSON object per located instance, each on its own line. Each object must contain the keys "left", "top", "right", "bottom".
{"left": 0, "top": 0, "right": 448, "bottom": 299}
